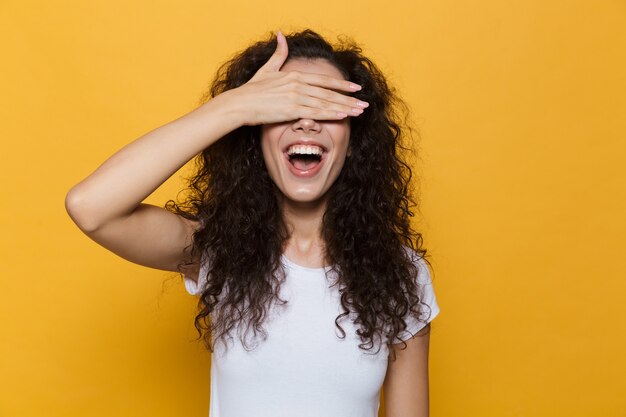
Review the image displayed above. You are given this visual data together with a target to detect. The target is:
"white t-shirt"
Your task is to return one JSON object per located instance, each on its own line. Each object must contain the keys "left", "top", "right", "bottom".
{"left": 183, "top": 248, "right": 440, "bottom": 417}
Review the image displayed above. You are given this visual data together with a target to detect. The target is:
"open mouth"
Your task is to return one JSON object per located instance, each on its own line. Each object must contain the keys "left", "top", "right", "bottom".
{"left": 288, "top": 153, "right": 322, "bottom": 170}
{"left": 283, "top": 150, "right": 327, "bottom": 177}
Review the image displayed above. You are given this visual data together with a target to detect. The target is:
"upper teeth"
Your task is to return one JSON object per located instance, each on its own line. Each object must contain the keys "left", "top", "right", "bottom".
{"left": 287, "top": 145, "right": 324, "bottom": 156}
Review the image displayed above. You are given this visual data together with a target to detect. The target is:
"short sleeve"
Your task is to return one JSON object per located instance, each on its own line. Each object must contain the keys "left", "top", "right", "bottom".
{"left": 183, "top": 250, "right": 209, "bottom": 296}
{"left": 395, "top": 252, "right": 441, "bottom": 342}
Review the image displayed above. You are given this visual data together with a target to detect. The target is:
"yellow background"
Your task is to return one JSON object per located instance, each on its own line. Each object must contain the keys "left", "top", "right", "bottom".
{"left": 1, "top": 0, "right": 625, "bottom": 416}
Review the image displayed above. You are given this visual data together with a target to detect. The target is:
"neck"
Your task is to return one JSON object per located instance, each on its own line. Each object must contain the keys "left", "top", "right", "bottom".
{"left": 280, "top": 193, "right": 328, "bottom": 254}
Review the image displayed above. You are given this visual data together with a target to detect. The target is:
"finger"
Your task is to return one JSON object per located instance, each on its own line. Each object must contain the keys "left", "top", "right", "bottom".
{"left": 297, "top": 71, "right": 362, "bottom": 92}
{"left": 297, "top": 83, "right": 369, "bottom": 111}
{"left": 297, "top": 95, "right": 365, "bottom": 117}
{"left": 257, "top": 30, "right": 289, "bottom": 74}
{"left": 295, "top": 105, "right": 352, "bottom": 121}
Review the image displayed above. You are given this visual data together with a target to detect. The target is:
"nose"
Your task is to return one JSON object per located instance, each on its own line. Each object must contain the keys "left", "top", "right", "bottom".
{"left": 291, "top": 118, "right": 321, "bottom": 134}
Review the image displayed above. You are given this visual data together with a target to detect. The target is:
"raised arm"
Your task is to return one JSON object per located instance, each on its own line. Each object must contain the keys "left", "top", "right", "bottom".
{"left": 64, "top": 92, "right": 242, "bottom": 278}
{"left": 64, "top": 30, "right": 365, "bottom": 282}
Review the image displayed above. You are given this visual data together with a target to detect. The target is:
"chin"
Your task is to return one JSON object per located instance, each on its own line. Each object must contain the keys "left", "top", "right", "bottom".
{"left": 281, "top": 187, "right": 329, "bottom": 204}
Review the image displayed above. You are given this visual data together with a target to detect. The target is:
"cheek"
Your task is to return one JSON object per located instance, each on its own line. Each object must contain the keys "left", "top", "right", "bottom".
{"left": 260, "top": 128, "right": 280, "bottom": 155}
{"left": 331, "top": 125, "right": 351, "bottom": 153}
{"left": 261, "top": 124, "right": 288, "bottom": 148}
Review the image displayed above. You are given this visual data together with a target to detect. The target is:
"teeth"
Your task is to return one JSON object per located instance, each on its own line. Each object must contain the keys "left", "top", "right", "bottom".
{"left": 287, "top": 144, "right": 324, "bottom": 156}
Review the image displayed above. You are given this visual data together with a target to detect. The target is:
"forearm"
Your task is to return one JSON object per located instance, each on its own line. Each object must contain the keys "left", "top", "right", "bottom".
{"left": 65, "top": 91, "right": 241, "bottom": 231}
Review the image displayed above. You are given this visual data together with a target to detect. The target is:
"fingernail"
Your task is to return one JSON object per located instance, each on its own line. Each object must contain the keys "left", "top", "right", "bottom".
{"left": 351, "top": 107, "right": 363, "bottom": 114}
{"left": 349, "top": 83, "right": 362, "bottom": 90}
{"left": 356, "top": 100, "right": 369, "bottom": 108}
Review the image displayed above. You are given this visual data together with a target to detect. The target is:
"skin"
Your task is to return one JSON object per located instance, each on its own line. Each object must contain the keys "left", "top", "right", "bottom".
{"left": 63, "top": 31, "right": 362, "bottom": 278}
{"left": 261, "top": 59, "right": 431, "bottom": 417}
{"left": 260, "top": 58, "right": 352, "bottom": 269}
{"left": 385, "top": 324, "right": 432, "bottom": 417}
{"left": 65, "top": 29, "right": 431, "bottom": 417}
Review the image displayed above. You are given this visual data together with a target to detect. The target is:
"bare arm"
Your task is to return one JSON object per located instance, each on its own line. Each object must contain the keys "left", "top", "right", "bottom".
{"left": 65, "top": 92, "right": 241, "bottom": 278}
{"left": 383, "top": 324, "right": 432, "bottom": 417}
{"left": 65, "top": 31, "right": 365, "bottom": 281}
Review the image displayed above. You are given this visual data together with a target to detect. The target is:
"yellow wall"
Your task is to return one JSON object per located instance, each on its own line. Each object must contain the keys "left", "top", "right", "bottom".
{"left": 1, "top": 0, "right": 624, "bottom": 416}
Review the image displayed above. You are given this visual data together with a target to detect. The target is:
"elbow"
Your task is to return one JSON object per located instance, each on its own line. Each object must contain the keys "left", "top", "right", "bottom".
{"left": 65, "top": 187, "right": 101, "bottom": 233}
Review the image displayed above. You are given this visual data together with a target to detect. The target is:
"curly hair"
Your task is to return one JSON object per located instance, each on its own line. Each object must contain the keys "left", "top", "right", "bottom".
{"left": 165, "top": 28, "right": 435, "bottom": 362}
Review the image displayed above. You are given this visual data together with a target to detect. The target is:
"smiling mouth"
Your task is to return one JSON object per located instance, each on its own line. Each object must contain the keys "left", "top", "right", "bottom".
{"left": 283, "top": 150, "right": 327, "bottom": 177}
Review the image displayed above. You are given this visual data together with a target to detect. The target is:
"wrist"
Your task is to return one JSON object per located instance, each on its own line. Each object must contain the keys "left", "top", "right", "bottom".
{"left": 204, "top": 89, "right": 245, "bottom": 130}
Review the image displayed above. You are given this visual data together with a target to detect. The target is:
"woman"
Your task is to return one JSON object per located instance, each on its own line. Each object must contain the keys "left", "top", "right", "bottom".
{"left": 66, "top": 29, "right": 440, "bottom": 417}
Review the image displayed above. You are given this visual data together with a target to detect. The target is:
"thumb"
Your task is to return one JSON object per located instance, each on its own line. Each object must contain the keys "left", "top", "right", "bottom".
{"left": 257, "top": 30, "right": 289, "bottom": 73}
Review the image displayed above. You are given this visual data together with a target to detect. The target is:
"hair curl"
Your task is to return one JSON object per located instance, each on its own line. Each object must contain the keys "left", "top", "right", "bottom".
{"left": 165, "top": 28, "right": 435, "bottom": 362}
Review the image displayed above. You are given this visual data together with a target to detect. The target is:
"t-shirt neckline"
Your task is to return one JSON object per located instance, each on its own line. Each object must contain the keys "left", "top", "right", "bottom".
{"left": 281, "top": 254, "right": 334, "bottom": 272}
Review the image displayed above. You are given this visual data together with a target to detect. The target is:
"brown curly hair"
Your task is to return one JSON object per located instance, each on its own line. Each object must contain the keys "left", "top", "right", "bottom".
{"left": 165, "top": 28, "right": 435, "bottom": 362}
